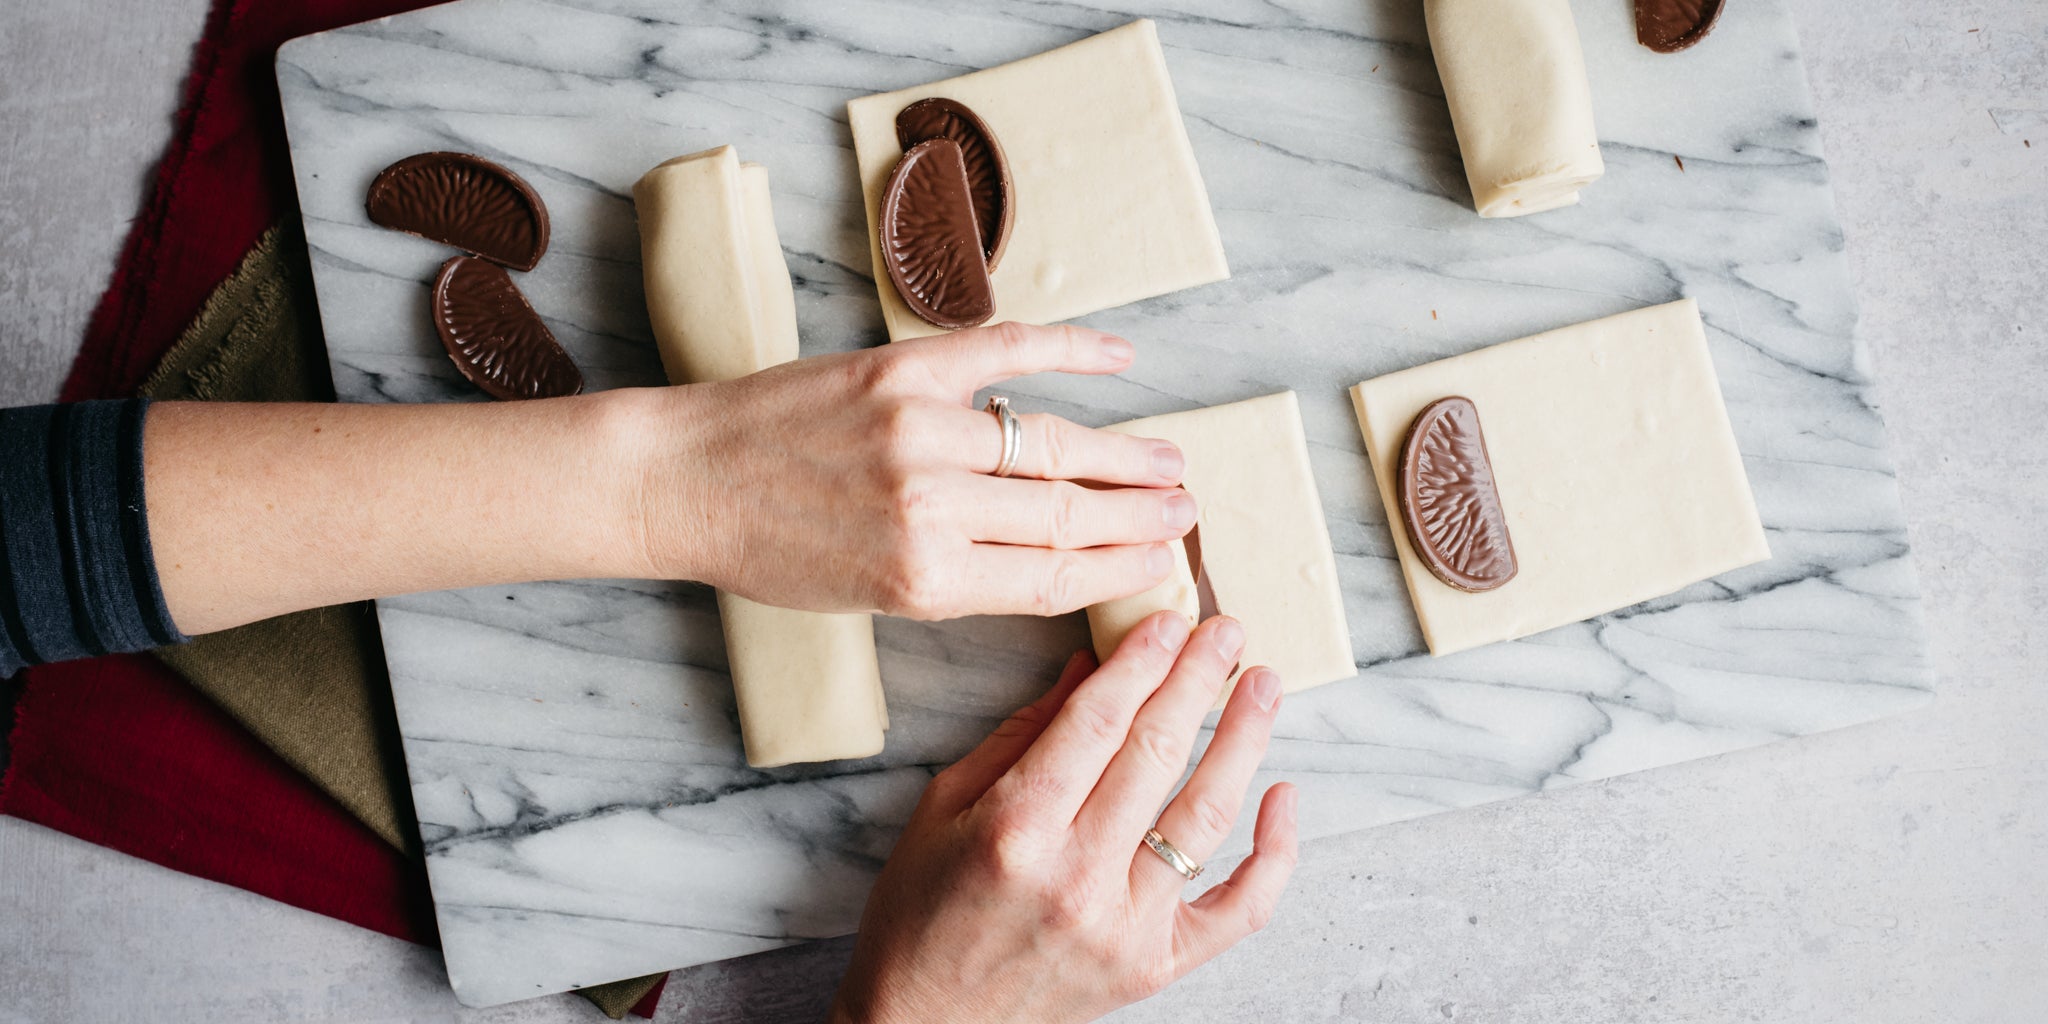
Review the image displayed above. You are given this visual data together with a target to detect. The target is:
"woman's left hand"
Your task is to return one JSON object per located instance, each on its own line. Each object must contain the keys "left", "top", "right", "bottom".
{"left": 829, "top": 612, "right": 1299, "bottom": 1024}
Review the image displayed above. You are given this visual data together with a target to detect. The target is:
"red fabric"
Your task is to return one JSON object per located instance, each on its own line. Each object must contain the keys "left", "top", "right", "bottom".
{"left": 1, "top": 655, "right": 438, "bottom": 943}
{"left": 62, "top": 0, "right": 421, "bottom": 404}
{"left": 629, "top": 975, "right": 669, "bottom": 1019}
{"left": 5, "top": 0, "right": 669, "bottom": 1013}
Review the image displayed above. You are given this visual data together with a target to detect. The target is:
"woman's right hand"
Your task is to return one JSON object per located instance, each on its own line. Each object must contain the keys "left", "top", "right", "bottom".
{"left": 629, "top": 322, "right": 1195, "bottom": 619}
{"left": 830, "top": 612, "right": 1299, "bottom": 1023}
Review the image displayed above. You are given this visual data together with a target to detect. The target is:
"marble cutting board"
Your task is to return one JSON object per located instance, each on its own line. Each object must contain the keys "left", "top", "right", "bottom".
{"left": 276, "top": 0, "right": 1934, "bottom": 1007}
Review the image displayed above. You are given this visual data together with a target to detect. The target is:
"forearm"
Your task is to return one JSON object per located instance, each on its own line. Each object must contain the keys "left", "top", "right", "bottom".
{"left": 146, "top": 389, "right": 683, "bottom": 635}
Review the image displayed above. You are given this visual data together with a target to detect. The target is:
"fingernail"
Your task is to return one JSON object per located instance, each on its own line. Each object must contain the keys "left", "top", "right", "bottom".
{"left": 1163, "top": 490, "right": 1197, "bottom": 529}
{"left": 1151, "top": 444, "right": 1185, "bottom": 481}
{"left": 1250, "top": 667, "right": 1281, "bottom": 712}
{"left": 1211, "top": 617, "right": 1245, "bottom": 658}
{"left": 1101, "top": 335, "right": 1135, "bottom": 364}
{"left": 1281, "top": 784, "right": 1299, "bottom": 820}
{"left": 1145, "top": 543, "right": 1173, "bottom": 579}
{"left": 1156, "top": 609, "right": 1192, "bottom": 649}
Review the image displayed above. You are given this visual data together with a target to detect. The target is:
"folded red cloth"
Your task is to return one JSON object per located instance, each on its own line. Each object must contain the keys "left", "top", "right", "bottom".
{"left": 5, "top": 0, "right": 668, "bottom": 1014}
{"left": 1, "top": 654, "right": 437, "bottom": 944}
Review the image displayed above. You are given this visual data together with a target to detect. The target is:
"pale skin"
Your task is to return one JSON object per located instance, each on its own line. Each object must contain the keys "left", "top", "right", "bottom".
{"left": 139, "top": 322, "right": 1297, "bottom": 1021}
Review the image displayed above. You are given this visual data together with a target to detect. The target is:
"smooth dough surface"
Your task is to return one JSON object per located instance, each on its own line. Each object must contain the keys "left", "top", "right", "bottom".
{"left": 1425, "top": 0, "right": 1605, "bottom": 218}
{"left": 1350, "top": 299, "right": 1771, "bottom": 657}
{"left": 847, "top": 19, "right": 1229, "bottom": 341}
{"left": 1088, "top": 392, "right": 1356, "bottom": 700}
{"left": 634, "top": 146, "right": 887, "bottom": 767}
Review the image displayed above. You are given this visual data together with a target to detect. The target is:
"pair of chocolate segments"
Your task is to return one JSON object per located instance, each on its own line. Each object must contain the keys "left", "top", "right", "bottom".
{"left": 880, "top": 98, "right": 1016, "bottom": 330}
{"left": 365, "top": 152, "right": 584, "bottom": 401}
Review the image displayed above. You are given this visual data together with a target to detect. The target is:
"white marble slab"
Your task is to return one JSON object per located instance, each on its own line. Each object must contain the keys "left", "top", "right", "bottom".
{"left": 276, "top": 0, "right": 1932, "bottom": 1007}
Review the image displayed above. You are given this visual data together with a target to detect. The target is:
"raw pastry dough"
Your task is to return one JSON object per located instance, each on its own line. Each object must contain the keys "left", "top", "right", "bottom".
{"left": 634, "top": 146, "right": 888, "bottom": 767}
{"left": 1087, "top": 392, "right": 1356, "bottom": 701}
{"left": 847, "top": 20, "right": 1229, "bottom": 341}
{"left": 1425, "top": 0, "right": 1605, "bottom": 218}
{"left": 1350, "top": 299, "right": 1770, "bottom": 656}
{"left": 1085, "top": 535, "right": 1198, "bottom": 666}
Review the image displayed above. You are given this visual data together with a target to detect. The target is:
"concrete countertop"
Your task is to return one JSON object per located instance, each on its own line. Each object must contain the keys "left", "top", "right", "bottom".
{"left": 2, "top": 1, "right": 2042, "bottom": 1021}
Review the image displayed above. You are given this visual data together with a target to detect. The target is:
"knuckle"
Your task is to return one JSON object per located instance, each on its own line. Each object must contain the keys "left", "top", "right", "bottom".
{"left": 975, "top": 812, "right": 1043, "bottom": 882}
{"left": 1242, "top": 892, "right": 1278, "bottom": 933}
{"left": 1032, "top": 416, "right": 1076, "bottom": 476}
{"left": 1043, "top": 881, "right": 1100, "bottom": 933}
{"left": 881, "top": 541, "right": 947, "bottom": 618}
{"left": 1185, "top": 791, "right": 1237, "bottom": 841}
{"left": 1032, "top": 551, "right": 1086, "bottom": 616}
{"left": 990, "top": 319, "right": 1034, "bottom": 355}
{"left": 1063, "top": 695, "right": 1128, "bottom": 751}
{"left": 1043, "top": 482, "right": 1086, "bottom": 549}
{"left": 1130, "top": 722, "right": 1187, "bottom": 778}
{"left": 862, "top": 349, "right": 929, "bottom": 396}
{"left": 873, "top": 401, "right": 926, "bottom": 464}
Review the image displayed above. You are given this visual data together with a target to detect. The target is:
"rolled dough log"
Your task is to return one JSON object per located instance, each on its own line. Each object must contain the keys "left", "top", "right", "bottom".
{"left": 1350, "top": 299, "right": 1771, "bottom": 656}
{"left": 1425, "top": 0, "right": 1605, "bottom": 218}
{"left": 634, "top": 146, "right": 888, "bottom": 767}
{"left": 1085, "top": 392, "right": 1356, "bottom": 704}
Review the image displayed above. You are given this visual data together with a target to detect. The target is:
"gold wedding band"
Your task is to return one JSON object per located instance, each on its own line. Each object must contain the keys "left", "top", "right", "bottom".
{"left": 1142, "top": 827, "right": 1203, "bottom": 881}
{"left": 985, "top": 395, "right": 1022, "bottom": 478}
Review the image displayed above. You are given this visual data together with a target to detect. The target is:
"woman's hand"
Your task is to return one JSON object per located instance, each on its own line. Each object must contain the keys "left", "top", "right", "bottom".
{"left": 631, "top": 322, "right": 1194, "bottom": 619}
{"left": 830, "top": 613, "right": 1300, "bottom": 1024}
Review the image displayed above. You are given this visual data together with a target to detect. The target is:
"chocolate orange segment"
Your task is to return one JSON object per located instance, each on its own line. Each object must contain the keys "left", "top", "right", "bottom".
{"left": 1634, "top": 0, "right": 1725, "bottom": 53}
{"left": 367, "top": 152, "right": 550, "bottom": 271}
{"left": 895, "top": 98, "right": 1014, "bottom": 270}
{"left": 1398, "top": 396, "right": 1517, "bottom": 592}
{"left": 880, "top": 138, "right": 996, "bottom": 331}
{"left": 431, "top": 256, "right": 583, "bottom": 401}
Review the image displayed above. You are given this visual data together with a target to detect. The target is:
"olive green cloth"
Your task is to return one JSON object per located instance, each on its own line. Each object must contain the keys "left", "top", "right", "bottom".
{"left": 143, "top": 225, "right": 664, "bottom": 1019}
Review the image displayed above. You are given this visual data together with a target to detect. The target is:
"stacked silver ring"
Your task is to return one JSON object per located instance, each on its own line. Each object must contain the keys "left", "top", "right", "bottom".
{"left": 1142, "top": 827, "right": 1204, "bottom": 881}
{"left": 985, "top": 395, "right": 1022, "bottom": 478}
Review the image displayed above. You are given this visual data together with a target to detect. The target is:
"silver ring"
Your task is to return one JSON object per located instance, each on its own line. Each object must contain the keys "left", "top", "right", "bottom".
{"left": 1141, "top": 827, "right": 1203, "bottom": 881}
{"left": 985, "top": 395, "right": 1022, "bottom": 478}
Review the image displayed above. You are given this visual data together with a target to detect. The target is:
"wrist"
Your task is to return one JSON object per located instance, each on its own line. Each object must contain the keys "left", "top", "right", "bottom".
{"left": 586, "top": 384, "right": 719, "bottom": 583}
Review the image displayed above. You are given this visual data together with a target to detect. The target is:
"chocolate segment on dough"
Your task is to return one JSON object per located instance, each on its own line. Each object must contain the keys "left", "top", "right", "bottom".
{"left": 431, "top": 255, "right": 583, "bottom": 401}
{"left": 894, "top": 98, "right": 1015, "bottom": 270}
{"left": 880, "top": 138, "right": 996, "bottom": 331}
{"left": 1634, "top": 0, "right": 1725, "bottom": 53}
{"left": 1398, "top": 396, "right": 1517, "bottom": 592}
{"left": 367, "top": 152, "right": 551, "bottom": 271}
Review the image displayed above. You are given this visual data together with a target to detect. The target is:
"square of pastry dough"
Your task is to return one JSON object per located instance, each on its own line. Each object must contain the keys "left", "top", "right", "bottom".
{"left": 846, "top": 19, "right": 1229, "bottom": 341}
{"left": 1094, "top": 391, "right": 1356, "bottom": 697}
{"left": 1349, "top": 299, "right": 1771, "bottom": 657}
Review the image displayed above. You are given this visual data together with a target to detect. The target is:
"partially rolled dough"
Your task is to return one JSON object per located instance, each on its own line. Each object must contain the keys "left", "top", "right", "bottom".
{"left": 1086, "top": 392, "right": 1356, "bottom": 702}
{"left": 1425, "top": 0, "right": 1605, "bottom": 218}
{"left": 847, "top": 20, "right": 1229, "bottom": 341}
{"left": 1085, "top": 535, "right": 1198, "bottom": 666}
{"left": 634, "top": 146, "right": 888, "bottom": 767}
{"left": 1349, "top": 299, "right": 1771, "bottom": 656}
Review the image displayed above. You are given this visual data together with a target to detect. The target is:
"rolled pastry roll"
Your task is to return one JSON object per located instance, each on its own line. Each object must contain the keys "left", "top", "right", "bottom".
{"left": 1425, "top": 0, "right": 1605, "bottom": 218}
{"left": 634, "top": 146, "right": 888, "bottom": 767}
{"left": 1084, "top": 536, "right": 1198, "bottom": 664}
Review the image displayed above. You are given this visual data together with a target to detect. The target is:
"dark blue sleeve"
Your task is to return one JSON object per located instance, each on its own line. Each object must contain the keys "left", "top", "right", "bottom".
{"left": 0, "top": 399, "right": 186, "bottom": 677}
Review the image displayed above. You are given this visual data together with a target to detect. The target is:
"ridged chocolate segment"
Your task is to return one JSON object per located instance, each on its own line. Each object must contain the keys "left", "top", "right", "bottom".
{"left": 894, "top": 98, "right": 1014, "bottom": 271}
{"left": 431, "top": 256, "right": 583, "bottom": 401}
{"left": 1399, "top": 396, "right": 1517, "bottom": 592}
{"left": 880, "top": 138, "right": 996, "bottom": 330}
{"left": 367, "top": 152, "right": 550, "bottom": 271}
{"left": 1634, "top": 0, "right": 1725, "bottom": 53}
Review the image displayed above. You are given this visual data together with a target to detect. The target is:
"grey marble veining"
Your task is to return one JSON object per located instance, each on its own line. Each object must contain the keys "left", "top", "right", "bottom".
{"left": 276, "top": 0, "right": 1931, "bottom": 1007}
